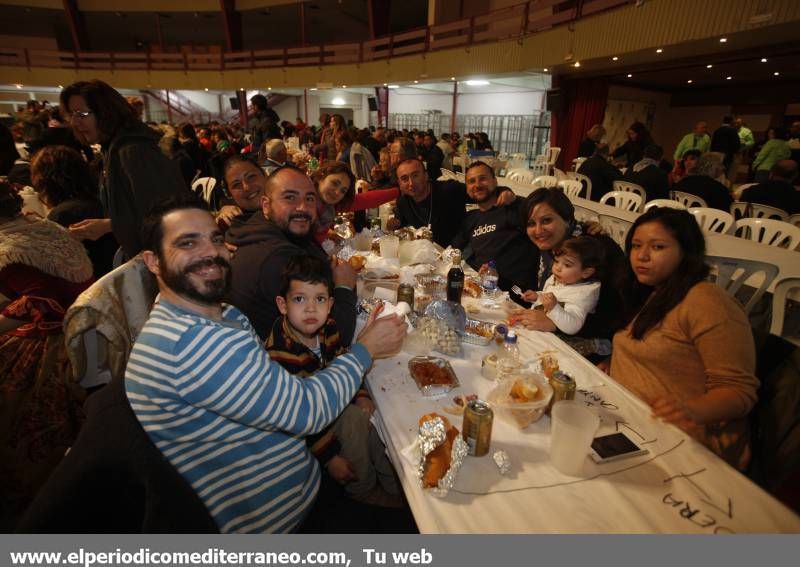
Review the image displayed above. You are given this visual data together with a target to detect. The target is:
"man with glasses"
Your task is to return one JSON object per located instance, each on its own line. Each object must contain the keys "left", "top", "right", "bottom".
{"left": 226, "top": 166, "right": 358, "bottom": 343}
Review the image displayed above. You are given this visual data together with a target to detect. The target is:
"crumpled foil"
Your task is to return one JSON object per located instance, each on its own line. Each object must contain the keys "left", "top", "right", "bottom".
{"left": 493, "top": 450, "right": 511, "bottom": 475}
{"left": 423, "top": 299, "right": 467, "bottom": 333}
{"left": 416, "top": 416, "right": 468, "bottom": 497}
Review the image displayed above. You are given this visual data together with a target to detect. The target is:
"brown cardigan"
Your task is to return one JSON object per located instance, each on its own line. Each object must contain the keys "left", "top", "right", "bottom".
{"left": 611, "top": 282, "right": 759, "bottom": 470}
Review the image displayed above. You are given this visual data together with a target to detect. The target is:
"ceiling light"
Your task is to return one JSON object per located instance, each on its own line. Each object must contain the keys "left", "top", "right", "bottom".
{"left": 627, "top": 74, "right": 632, "bottom": 78}
{"left": 450, "top": 76, "right": 456, "bottom": 80}
{"left": 268, "top": 87, "right": 271, "bottom": 90}
{"left": 774, "top": 71, "right": 780, "bottom": 76}
{"left": 719, "top": 37, "right": 727, "bottom": 43}
{"left": 387, "top": 85, "right": 399, "bottom": 89}
{"left": 573, "top": 61, "right": 581, "bottom": 67}
{"left": 465, "top": 80, "right": 490, "bottom": 86}
{"left": 413, "top": 80, "right": 418, "bottom": 84}
{"left": 15, "top": 84, "right": 22, "bottom": 89}
{"left": 332, "top": 97, "right": 345, "bottom": 106}
{"left": 706, "top": 64, "right": 713, "bottom": 69}
{"left": 204, "top": 88, "right": 209, "bottom": 91}
{"left": 310, "top": 88, "right": 317, "bottom": 91}
{"left": 58, "top": 84, "right": 64, "bottom": 89}
{"left": 687, "top": 79, "right": 693, "bottom": 84}
{"left": 726, "top": 76, "right": 732, "bottom": 80}
{"left": 383, "top": 83, "right": 387, "bottom": 86}
{"left": 543, "top": 68, "right": 548, "bottom": 72}
{"left": 342, "top": 85, "right": 347, "bottom": 88}
{"left": 656, "top": 48, "right": 663, "bottom": 53}
{"left": 761, "top": 58, "right": 768, "bottom": 63}
{"left": 612, "top": 56, "right": 618, "bottom": 61}
{"left": 240, "top": 88, "right": 244, "bottom": 91}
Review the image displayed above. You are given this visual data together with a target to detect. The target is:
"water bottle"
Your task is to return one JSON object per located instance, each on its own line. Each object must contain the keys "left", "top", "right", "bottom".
{"left": 481, "top": 260, "right": 500, "bottom": 299}
{"left": 497, "top": 330, "right": 521, "bottom": 380}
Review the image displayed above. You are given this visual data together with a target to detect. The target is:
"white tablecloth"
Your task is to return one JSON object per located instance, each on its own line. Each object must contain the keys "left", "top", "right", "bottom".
{"left": 366, "top": 299, "right": 800, "bottom": 533}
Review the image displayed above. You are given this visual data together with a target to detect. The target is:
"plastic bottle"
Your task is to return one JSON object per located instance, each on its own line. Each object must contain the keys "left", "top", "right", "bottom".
{"left": 446, "top": 252, "right": 465, "bottom": 303}
{"left": 496, "top": 330, "right": 521, "bottom": 380}
{"left": 480, "top": 260, "right": 500, "bottom": 299}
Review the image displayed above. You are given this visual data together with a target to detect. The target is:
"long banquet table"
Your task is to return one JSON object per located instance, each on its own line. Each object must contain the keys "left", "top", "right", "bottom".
{"left": 365, "top": 297, "right": 800, "bottom": 533}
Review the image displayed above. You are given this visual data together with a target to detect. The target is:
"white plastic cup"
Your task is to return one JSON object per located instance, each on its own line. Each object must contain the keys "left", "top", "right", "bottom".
{"left": 549, "top": 400, "right": 600, "bottom": 476}
{"left": 379, "top": 235, "right": 400, "bottom": 258}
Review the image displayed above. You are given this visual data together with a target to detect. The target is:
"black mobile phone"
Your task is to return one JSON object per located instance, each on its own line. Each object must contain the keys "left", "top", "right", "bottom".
{"left": 590, "top": 432, "right": 649, "bottom": 464}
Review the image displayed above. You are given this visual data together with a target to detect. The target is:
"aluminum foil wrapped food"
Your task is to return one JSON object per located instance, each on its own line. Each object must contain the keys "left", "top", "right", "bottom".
{"left": 423, "top": 300, "right": 467, "bottom": 331}
{"left": 493, "top": 450, "right": 511, "bottom": 475}
{"left": 416, "top": 413, "right": 468, "bottom": 497}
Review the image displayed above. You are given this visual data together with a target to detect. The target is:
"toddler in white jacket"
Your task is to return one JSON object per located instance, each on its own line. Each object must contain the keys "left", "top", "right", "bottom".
{"left": 524, "top": 236, "right": 605, "bottom": 335}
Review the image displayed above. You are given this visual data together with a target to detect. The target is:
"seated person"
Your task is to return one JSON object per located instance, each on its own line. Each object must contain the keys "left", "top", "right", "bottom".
{"left": 266, "top": 255, "right": 401, "bottom": 508}
{"left": 611, "top": 207, "right": 758, "bottom": 470}
{"left": 577, "top": 143, "right": 621, "bottom": 202}
{"left": 670, "top": 148, "right": 701, "bottom": 185}
{"left": 672, "top": 153, "right": 733, "bottom": 212}
{"left": 623, "top": 144, "right": 670, "bottom": 201}
{"left": 740, "top": 160, "right": 800, "bottom": 215}
{"left": 520, "top": 236, "right": 605, "bottom": 336}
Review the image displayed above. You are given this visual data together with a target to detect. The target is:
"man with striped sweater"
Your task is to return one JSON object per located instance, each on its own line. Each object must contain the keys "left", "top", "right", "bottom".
{"left": 124, "top": 195, "right": 406, "bottom": 533}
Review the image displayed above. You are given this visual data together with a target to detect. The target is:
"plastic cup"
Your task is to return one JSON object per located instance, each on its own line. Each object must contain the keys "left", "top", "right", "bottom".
{"left": 549, "top": 400, "right": 600, "bottom": 476}
{"left": 379, "top": 235, "right": 400, "bottom": 258}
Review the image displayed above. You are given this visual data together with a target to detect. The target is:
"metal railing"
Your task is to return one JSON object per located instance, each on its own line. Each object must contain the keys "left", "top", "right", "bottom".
{"left": 0, "top": 0, "right": 628, "bottom": 72}
{"left": 388, "top": 112, "right": 551, "bottom": 157}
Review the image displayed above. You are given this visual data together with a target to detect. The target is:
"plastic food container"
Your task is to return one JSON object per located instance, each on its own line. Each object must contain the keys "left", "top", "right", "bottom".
{"left": 408, "top": 356, "right": 460, "bottom": 397}
{"left": 462, "top": 319, "right": 496, "bottom": 346}
{"left": 486, "top": 373, "right": 553, "bottom": 428}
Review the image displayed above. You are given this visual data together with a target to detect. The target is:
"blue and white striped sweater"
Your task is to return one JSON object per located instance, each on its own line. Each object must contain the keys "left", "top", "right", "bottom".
{"left": 125, "top": 300, "right": 370, "bottom": 533}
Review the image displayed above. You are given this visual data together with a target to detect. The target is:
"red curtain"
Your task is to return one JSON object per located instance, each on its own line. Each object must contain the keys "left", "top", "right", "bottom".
{"left": 551, "top": 77, "right": 609, "bottom": 170}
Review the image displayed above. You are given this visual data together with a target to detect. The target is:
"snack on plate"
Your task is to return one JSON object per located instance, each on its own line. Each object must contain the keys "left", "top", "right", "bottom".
{"left": 463, "top": 278, "right": 482, "bottom": 298}
{"left": 416, "top": 413, "right": 467, "bottom": 493}
{"left": 509, "top": 380, "right": 539, "bottom": 402}
{"left": 487, "top": 373, "right": 553, "bottom": 429}
{"left": 408, "top": 356, "right": 460, "bottom": 396}
{"left": 348, "top": 255, "right": 367, "bottom": 271}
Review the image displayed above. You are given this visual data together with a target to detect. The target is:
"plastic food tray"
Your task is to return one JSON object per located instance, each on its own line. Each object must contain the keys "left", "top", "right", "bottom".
{"left": 462, "top": 319, "right": 496, "bottom": 346}
{"left": 408, "top": 356, "right": 460, "bottom": 397}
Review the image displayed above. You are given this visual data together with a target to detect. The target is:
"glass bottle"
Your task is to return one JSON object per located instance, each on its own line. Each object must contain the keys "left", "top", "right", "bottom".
{"left": 446, "top": 252, "right": 465, "bottom": 303}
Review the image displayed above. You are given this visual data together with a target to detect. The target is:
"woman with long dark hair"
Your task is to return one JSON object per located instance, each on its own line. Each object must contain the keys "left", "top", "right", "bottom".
{"left": 611, "top": 207, "right": 758, "bottom": 469}
{"left": 59, "top": 79, "right": 187, "bottom": 260}
{"left": 612, "top": 121, "right": 652, "bottom": 167}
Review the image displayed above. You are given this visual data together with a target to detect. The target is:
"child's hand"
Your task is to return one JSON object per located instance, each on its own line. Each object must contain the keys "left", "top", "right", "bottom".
{"left": 521, "top": 289, "right": 538, "bottom": 303}
{"left": 539, "top": 292, "right": 557, "bottom": 312}
{"left": 354, "top": 396, "right": 376, "bottom": 416}
{"left": 326, "top": 455, "right": 358, "bottom": 485}
{"left": 330, "top": 255, "right": 357, "bottom": 290}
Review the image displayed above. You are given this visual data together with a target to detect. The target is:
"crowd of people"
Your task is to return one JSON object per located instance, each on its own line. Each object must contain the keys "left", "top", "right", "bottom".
{"left": 575, "top": 117, "right": 800, "bottom": 215}
{"left": 1, "top": 78, "right": 794, "bottom": 532}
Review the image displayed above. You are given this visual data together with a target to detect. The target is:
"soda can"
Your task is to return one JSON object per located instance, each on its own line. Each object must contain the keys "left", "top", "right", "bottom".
{"left": 462, "top": 400, "right": 493, "bottom": 457}
{"left": 547, "top": 371, "right": 576, "bottom": 414}
{"left": 397, "top": 283, "right": 414, "bottom": 307}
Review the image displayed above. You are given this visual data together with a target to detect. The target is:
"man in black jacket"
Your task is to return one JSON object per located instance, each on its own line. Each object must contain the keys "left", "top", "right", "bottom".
{"left": 227, "top": 166, "right": 357, "bottom": 342}
{"left": 710, "top": 115, "right": 741, "bottom": 174}
{"left": 577, "top": 143, "right": 621, "bottom": 202}
{"left": 623, "top": 144, "right": 670, "bottom": 202}
{"left": 420, "top": 132, "right": 444, "bottom": 180}
{"left": 740, "top": 160, "right": 800, "bottom": 215}
{"left": 248, "top": 94, "right": 281, "bottom": 157}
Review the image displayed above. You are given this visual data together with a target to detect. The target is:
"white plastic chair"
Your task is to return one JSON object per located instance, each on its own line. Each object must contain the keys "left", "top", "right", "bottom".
{"left": 532, "top": 175, "right": 559, "bottom": 188}
{"left": 557, "top": 179, "right": 583, "bottom": 200}
{"left": 644, "top": 199, "right": 687, "bottom": 212}
{"left": 599, "top": 190, "right": 643, "bottom": 213}
{"left": 439, "top": 168, "right": 459, "bottom": 181}
{"left": 688, "top": 207, "right": 734, "bottom": 234}
{"left": 706, "top": 255, "right": 779, "bottom": 315}
{"left": 574, "top": 206, "right": 598, "bottom": 223}
{"left": 506, "top": 168, "right": 537, "bottom": 184}
{"left": 789, "top": 214, "right": 800, "bottom": 228}
{"left": 552, "top": 167, "right": 567, "bottom": 181}
{"left": 734, "top": 218, "right": 800, "bottom": 249}
{"left": 192, "top": 176, "right": 217, "bottom": 205}
{"left": 567, "top": 172, "right": 592, "bottom": 201}
{"left": 731, "top": 201, "right": 789, "bottom": 221}
{"left": 598, "top": 214, "right": 633, "bottom": 249}
{"left": 769, "top": 277, "right": 800, "bottom": 345}
{"left": 672, "top": 190, "right": 708, "bottom": 209}
{"left": 613, "top": 180, "right": 646, "bottom": 201}
{"left": 571, "top": 157, "right": 587, "bottom": 172}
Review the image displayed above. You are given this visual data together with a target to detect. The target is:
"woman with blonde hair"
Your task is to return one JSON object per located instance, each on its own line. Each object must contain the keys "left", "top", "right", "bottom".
{"left": 578, "top": 124, "right": 606, "bottom": 158}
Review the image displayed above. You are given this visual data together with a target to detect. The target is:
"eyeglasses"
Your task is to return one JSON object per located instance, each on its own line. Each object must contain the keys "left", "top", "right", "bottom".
{"left": 67, "top": 110, "right": 93, "bottom": 121}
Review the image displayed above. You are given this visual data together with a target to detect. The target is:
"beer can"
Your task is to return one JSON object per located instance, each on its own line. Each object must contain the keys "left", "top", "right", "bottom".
{"left": 547, "top": 371, "right": 576, "bottom": 414}
{"left": 397, "top": 283, "right": 414, "bottom": 307}
{"left": 462, "top": 400, "right": 493, "bottom": 457}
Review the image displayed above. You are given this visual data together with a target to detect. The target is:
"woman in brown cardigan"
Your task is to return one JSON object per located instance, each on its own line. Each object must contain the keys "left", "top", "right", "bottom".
{"left": 611, "top": 207, "right": 758, "bottom": 470}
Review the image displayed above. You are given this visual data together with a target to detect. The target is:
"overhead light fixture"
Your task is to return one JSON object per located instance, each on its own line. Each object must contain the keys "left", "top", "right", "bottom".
{"left": 413, "top": 80, "right": 418, "bottom": 84}
{"left": 706, "top": 64, "right": 713, "bottom": 69}
{"left": 342, "top": 85, "right": 347, "bottom": 88}
{"left": 204, "top": 88, "right": 209, "bottom": 91}
{"left": 383, "top": 83, "right": 387, "bottom": 86}
{"left": 465, "top": 80, "right": 490, "bottom": 86}
{"left": 719, "top": 37, "right": 727, "bottom": 43}
{"left": 612, "top": 56, "right": 619, "bottom": 61}
{"left": 543, "top": 68, "right": 548, "bottom": 72}
{"left": 761, "top": 58, "right": 768, "bottom": 62}
{"left": 58, "top": 84, "right": 64, "bottom": 89}
{"left": 656, "top": 48, "right": 663, "bottom": 53}
{"left": 627, "top": 73, "right": 632, "bottom": 78}
{"left": 450, "top": 76, "right": 456, "bottom": 80}
{"left": 15, "top": 84, "right": 22, "bottom": 89}
{"left": 726, "top": 76, "right": 732, "bottom": 80}
{"left": 240, "top": 88, "right": 245, "bottom": 91}
{"left": 387, "top": 85, "right": 399, "bottom": 89}
{"left": 310, "top": 87, "right": 317, "bottom": 91}
{"left": 687, "top": 79, "right": 693, "bottom": 84}
{"left": 268, "top": 87, "right": 271, "bottom": 90}
{"left": 774, "top": 71, "right": 780, "bottom": 76}
{"left": 332, "top": 97, "right": 345, "bottom": 106}
{"left": 573, "top": 61, "right": 581, "bottom": 67}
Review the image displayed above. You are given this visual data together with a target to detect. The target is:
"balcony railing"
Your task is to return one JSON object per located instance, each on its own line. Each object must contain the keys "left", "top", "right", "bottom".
{"left": 0, "top": 0, "right": 628, "bottom": 72}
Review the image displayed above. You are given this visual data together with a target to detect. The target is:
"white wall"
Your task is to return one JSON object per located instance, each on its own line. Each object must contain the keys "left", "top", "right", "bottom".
{"left": 176, "top": 90, "right": 223, "bottom": 114}
{"left": 388, "top": 90, "right": 544, "bottom": 115}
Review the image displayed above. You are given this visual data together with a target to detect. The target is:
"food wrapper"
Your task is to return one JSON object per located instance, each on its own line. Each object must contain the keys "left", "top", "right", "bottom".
{"left": 398, "top": 239, "right": 440, "bottom": 266}
{"left": 486, "top": 373, "right": 553, "bottom": 428}
{"left": 416, "top": 416, "right": 468, "bottom": 497}
{"left": 493, "top": 450, "right": 511, "bottom": 475}
{"left": 363, "top": 255, "right": 400, "bottom": 280}
{"left": 417, "top": 316, "right": 462, "bottom": 357}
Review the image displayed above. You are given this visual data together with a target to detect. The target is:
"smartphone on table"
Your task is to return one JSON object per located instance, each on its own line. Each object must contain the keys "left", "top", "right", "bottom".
{"left": 590, "top": 432, "right": 648, "bottom": 464}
